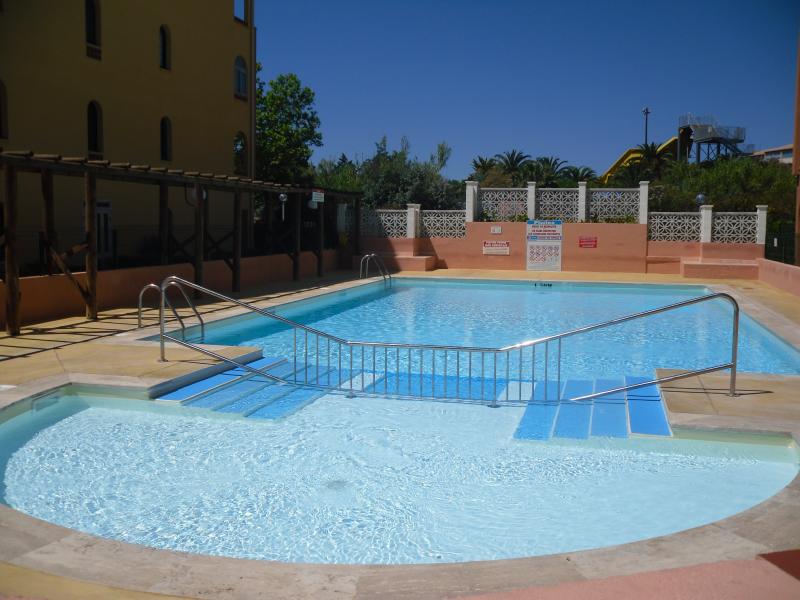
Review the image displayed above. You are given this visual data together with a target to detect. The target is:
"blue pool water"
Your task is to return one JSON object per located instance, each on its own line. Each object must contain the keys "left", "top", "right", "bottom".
{"left": 192, "top": 279, "right": 800, "bottom": 379}
{"left": 0, "top": 389, "right": 796, "bottom": 564}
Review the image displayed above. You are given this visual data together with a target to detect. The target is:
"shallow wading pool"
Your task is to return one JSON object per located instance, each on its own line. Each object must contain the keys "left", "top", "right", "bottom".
{"left": 1, "top": 387, "right": 797, "bottom": 564}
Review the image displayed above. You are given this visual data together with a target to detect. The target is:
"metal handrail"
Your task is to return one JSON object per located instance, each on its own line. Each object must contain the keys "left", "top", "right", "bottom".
{"left": 138, "top": 283, "right": 161, "bottom": 328}
{"left": 157, "top": 275, "right": 739, "bottom": 403}
{"left": 359, "top": 253, "right": 392, "bottom": 285}
{"left": 138, "top": 282, "right": 202, "bottom": 338}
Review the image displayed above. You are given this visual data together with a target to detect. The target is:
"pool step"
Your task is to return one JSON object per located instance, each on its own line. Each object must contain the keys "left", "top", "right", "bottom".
{"left": 514, "top": 376, "right": 671, "bottom": 441}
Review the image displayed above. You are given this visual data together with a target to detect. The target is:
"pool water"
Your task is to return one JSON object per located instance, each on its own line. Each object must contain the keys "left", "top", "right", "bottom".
{"left": 1, "top": 390, "right": 796, "bottom": 564}
{"left": 194, "top": 279, "right": 800, "bottom": 379}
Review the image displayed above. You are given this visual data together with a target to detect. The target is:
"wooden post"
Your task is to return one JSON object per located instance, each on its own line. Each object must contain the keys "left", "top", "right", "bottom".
{"left": 292, "top": 193, "right": 301, "bottom": 281}
{"left": 194, "top": 183, "right": 205, "bottom": 292}
{"left": 316, "top": 199, "right": 324, "bottom": 277}
{"left": 354, "top": 196, "right": 362, "bottom": 256}
{"left": 84, "top": 173, "right": 98, "bottom": 320}
{"left": 233, "top": 191, "right": 242, "bottom": 292}
{"left": 41, "top": 169, "right": 57, "bottom": 275}
{"left": 158, "top": 182, "right": 169, "bottom": 265}
{"left": 3, "top": 166, "right": 21, "bottom": 335}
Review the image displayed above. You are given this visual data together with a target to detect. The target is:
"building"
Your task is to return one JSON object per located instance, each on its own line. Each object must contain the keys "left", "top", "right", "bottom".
{"left": 749, "top": 144, "right": 793, "bottom": 165}
{"left": 0, "top": 0, "right": 256, "bottom": 272}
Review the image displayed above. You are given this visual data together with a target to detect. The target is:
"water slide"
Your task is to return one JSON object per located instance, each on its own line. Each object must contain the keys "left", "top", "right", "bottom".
{"left": 600, "top": 136, "right": 677, "bottom": 183}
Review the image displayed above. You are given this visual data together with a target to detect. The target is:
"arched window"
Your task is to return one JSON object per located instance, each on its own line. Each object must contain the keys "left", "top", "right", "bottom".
{"left": 85, "top": 0, "right": 100, "bottom": 45}
{"left": 0, "top": 80, "right": 8, "bottom": 139}
{"left": 159, "top": 26, "right": 171, "bottom": 69}
{"left": 87, "top": 101, "right": 103, "bottom": 158}
{"left": 234, "top": 56, "right": 247, "bottom": 98}
{"left": 233, "top": 132, "right": 247, "bottom": 175}
{"left": 160, "top": 117, "right": 172, "bottom": 161}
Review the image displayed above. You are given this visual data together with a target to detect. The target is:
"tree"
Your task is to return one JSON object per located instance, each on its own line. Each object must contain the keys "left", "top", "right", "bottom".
{"left": 560, "top": 165, "right": 597, "bottom": 185}
{"left": 316, "top": 137, "right": 462, "bottom": 209}
{"left": 523, "top": 156, "right": 569, "bottom": 187}
{"left": 254, "top": 69, "right": 322, "bottom": 184}
{"left": 494, "top": 150, "right": 531, "bottom": 184}
{"left": 470, "top": 156, "right": 497, "bottom": 180}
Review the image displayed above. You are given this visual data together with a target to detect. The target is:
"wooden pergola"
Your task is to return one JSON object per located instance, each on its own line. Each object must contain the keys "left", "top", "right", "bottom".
{"left": 0, "top": 150, "right": 362, "bottom": 336}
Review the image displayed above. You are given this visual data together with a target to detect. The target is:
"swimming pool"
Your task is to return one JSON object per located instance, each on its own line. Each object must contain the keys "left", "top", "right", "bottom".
{"left": 188, "top": 278, "right": 800, "bottom": 379}
{"left": 2, "top": 278, "right": 799, "bottom": 565}
{"left": 0, "top": 387, "right": 797, "bottom": 564}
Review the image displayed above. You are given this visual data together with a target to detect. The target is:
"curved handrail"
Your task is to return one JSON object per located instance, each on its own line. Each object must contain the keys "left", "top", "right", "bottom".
{"left": 158, "top": 276, "right": 737, "bottom": 356}
{"left": 157, "top": 276, "right": 739, "bottom": 399}
{"left": 138, "top": 283, "right": 161, "bottom": 328}
{"left": 163, "top": 280, "right": 205, "bottom": 340}
{"left": 138, "top": 282, "right": 198, "bottom": 335}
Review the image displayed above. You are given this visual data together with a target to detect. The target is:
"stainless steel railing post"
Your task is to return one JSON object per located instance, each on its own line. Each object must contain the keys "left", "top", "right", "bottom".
{"left": 729, "top": 302, "right": 739, "bottom": 396}
{"left": 159, "top": 285, "right": 166, "bottom": 362}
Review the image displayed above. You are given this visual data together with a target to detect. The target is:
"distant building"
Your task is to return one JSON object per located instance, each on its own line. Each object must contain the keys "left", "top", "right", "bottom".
{"left": 0, "top": 0, "right": 256, "bottom": 271}
{"left": 750, "top": 144, "right": 793, "bottom": 165}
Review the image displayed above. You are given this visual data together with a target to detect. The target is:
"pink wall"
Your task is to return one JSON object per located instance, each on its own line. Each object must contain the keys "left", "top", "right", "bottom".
{"left": 758, "top": 259, "right": 800, "bottom": 296}
{"left": 422, "top": 222, "right": 528, "bottom": 269}
{"left": 370, "top": 223, "right": 649, "bottom": 273}
{"left": 361, "top": 237, "right": 419, "bottom": 256}
{"left": 0, "top": 249, "right": 344, "bottom": 328}
{"left": 562, "top": 224, "right": 648, "bottom": 273}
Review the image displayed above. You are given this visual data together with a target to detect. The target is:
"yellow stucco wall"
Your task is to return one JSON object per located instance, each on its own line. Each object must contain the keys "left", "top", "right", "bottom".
{"left": 0, "top": 0, "right": 254, "bottom": 270}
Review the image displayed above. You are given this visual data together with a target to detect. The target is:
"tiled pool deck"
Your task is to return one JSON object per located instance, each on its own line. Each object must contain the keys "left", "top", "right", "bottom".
{"left": 1, "top": 269, "right": 799, "bottom": 599}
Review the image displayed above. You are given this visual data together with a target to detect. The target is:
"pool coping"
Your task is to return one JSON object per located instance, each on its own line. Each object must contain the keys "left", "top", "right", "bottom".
{"left": 1, "top": 272, "right": 800, "bottom": 599}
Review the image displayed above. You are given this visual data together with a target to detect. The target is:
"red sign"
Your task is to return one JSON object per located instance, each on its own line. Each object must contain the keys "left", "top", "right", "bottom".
{"left": 579, "top": 236, "right": 598, "bottom": 248}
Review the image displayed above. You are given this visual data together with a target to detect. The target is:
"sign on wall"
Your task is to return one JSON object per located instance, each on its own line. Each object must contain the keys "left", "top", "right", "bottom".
{"left": 579, "top": 236, "right": 598, "bottom": 248}
{"left": 312, "top": 189, "right": 325, "bottom": 204}
{"left": 526, "top": 220, "right": 562, "bottom": 271}
{"left": 482, "top": 240, "right": 510, "bottom": 255}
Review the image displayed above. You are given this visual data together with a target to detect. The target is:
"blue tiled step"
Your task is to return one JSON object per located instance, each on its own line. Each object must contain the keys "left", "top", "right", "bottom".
{"left": 514, "top": 375, "right": 671, "bottom": 441}
{"left": 625, "top": 376, "right": 672, "bottom": 436}
{"left": 158, "top": 356, "right": 286, "bottom": 401}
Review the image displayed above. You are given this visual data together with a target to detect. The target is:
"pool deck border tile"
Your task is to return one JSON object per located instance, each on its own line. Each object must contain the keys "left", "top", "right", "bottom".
{"left": 1, "top": 268, "right": 800, "bottom": 599}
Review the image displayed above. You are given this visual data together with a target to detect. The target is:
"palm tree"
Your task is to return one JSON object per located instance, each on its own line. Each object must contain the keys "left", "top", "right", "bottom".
{"left": 531, "top": 156, "right": 568, "bottom": 187}
{"left": 635, "top": 142, "right": 672, "bottom": 180}
{"left": 470, "top": 155, "right": 497, "bottom": 177}
{"left": 561, "top": 165, "right": 597, "bottom": 184}
{"left": 494, "top": 150, "right": 531, "bottom": 175}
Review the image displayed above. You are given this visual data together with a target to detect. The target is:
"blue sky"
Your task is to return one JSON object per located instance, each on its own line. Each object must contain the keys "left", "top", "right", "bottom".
{"left": 256, "top": 0, "right": 799, "bottom": 179}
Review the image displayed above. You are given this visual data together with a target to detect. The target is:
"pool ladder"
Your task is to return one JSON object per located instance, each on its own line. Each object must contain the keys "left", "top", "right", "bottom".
{"left": 138, "top": 282, "right": 205, "bottom": 341}
{"left": 359, "top": 253, "right": 392, "bottom": 286}
{"left": 144, "top": 275, "right": 741, "bottom": 407}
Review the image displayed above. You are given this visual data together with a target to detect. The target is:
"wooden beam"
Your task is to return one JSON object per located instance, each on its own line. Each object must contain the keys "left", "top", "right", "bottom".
{"left": 317, "top": 199, "right": 324, "bottom": 277}
{"left": 292, "top": 193, "right": 302, "bottom": 281}
{"left": 3, "top": 166, "right": 21, "bottom": 335}
{"left": 233, "top": 191, "right": 242, "bottom": 292}
{"left": 41, "top": 169, "right": 57, "bottom": 275}
{"left": 48, "top": 247, "right": 92, "bottom": 305}
{"left": 194, "top": 183, "right": 205, "bottom": 293}
{"left": 84, "top": 173, "right": 98, "bottom": 319}
{"left": 159, "top": 182, "right": 169, "bottom": 265}
{"left": 0, "top": 152, "right": 361, "bottom": 197}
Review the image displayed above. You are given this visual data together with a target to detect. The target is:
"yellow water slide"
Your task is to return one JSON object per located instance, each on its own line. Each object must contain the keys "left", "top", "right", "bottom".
{"left": 600, "top": 136, "right": 677, "bottom": 183}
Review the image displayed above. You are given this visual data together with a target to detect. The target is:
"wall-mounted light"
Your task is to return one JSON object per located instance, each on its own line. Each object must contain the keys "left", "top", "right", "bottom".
{"left": 279, "top": 193, "right": 288, "bottom": 221}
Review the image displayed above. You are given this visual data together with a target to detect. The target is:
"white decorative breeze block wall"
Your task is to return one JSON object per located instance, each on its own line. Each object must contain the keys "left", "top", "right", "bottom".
{"left": 648, "top": 212, "right": 702, "bottom": 241}
{"left": 480, "top": 188, "right": 528, "bottom": 220}
{"left": 588, "top": 189, "right": 640, "bottom": 221}
{"left": 420, "top": 210, "right": 467, "bottom": 238}
{"left": 537, "top": 188, "right": 580, "bottom": 222}
{"left": 360, "top": 208, "right": 407, "bottom": 238}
